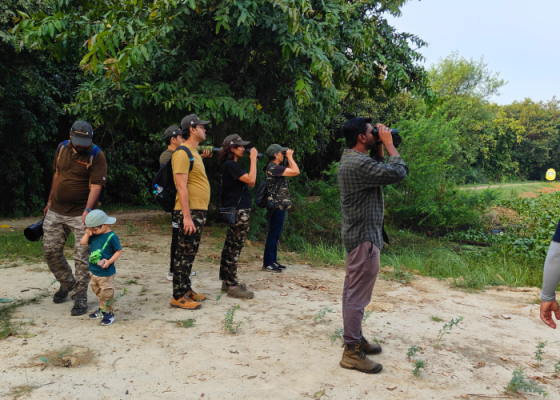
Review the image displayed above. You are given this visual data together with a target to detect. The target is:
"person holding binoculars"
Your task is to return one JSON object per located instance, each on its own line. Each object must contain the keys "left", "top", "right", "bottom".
{"left": 218, "top": 134, "right": 258, "bottom": 298}
{"left": 337, "top": 118, "right": 408, "bottom": 374}
{"left": 262, "top": 144, "right": 300, "bottom": 273}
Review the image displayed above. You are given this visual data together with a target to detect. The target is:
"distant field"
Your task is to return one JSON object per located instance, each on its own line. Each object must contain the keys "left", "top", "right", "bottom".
{"left": 460, "top": 181, "right": 560, "bottom": 199}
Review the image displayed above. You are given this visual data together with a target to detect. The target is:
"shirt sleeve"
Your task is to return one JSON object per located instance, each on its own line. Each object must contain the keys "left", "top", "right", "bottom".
{"left": 360, "top": 155, "right": 409, "bottom": 187}
{"left": 172, "top": 149, "right": 191, "bottom": 175}
{"left": 271, "top": 164, "right": 287, "bottom": 177}
{"left": 89, "top": 150, "right": 108, "bottom": 186}
{"left": 227, "top": 161, "right": 248, "bottom": 181}
{"left": 110, "top": 234, "right": 123, "bottom": 253}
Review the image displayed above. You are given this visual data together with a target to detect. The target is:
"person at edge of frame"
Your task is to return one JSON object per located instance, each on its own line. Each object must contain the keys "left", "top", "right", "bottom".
{"left": 169, "top": 114, "right": 212, "bottom": 310}
{"left": 261, "top": 144, "right": 300, "bottom": 273}
{"left": 337, "top": 118, "right": 409, "bottom": 374}
{"left": 42, "top": 121, "right": 108, "bottom": 316}
{"left": 218, "top": 134, "right": 258, "bottom": 298}
{"left": 539, "top": 218, "right": 560, "bottom": 329}
{"left": 160, "top": 125, "right": 210, "bottom": 282}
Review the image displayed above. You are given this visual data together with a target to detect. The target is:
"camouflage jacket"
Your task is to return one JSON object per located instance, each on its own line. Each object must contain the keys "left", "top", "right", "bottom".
{"left": 266, "top": 163, "right": 292, "bottom": 210}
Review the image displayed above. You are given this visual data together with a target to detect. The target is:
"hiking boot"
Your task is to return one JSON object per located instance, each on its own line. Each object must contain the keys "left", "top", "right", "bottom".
{"left": 262, "top": 264, "right": 282, "bottom": 273}
{"left": 88, "top": 308, "right": 104, "bottom": 320}
{"left": 361, "top": 336, "right": 382, "bottom": 355}
{"left": 101, "top": 313, "right": 115, "bottom": 326}
{"left": 53, "top": 282, "right": 75, "bottom": 304}
{"left": 274, "top": 262, "right": 287, "bottom": 269}
{"left": 70, "top": 293, "right": 88, "bottom": 316}
{"left": 221, "top": 281, "right": 230, "bottom": 292}
{"left": 340, "top": 343, "right": 383, "bottom": 374}
{"left": 186, "top": 290, "right": 206, "bottom": 301}
{"left": 227, "top": 283, "right": 254, "bottom": 299}
{"left": 170, "top": 295, "right": 201, "bottom": 310}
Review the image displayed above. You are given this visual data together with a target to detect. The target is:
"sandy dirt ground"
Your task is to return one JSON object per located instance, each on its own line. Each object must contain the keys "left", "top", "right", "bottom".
{"left": 1, "top": 212, "right": 560, "bottom": 399}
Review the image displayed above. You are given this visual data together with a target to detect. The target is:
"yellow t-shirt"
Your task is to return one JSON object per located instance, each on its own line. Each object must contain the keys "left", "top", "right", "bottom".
{"left": 172, "top": 145, "right": 211, "bottom": 211}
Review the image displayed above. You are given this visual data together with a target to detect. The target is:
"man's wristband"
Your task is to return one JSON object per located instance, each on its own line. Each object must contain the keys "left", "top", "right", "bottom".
{"left": 46, "top": 202, "right": 51, "bottom": 206}
{"left": 84, "top": 208, "right": 92, "bottom": 212}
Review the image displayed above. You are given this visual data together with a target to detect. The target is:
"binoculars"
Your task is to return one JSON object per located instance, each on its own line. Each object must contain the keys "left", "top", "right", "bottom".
{"left": 372, "top": 128, "right": 402, "bottom": 148}
{"left": 197, "top": 146, "right": 263, "bottom": 159}
{"left": 24, "top": 219, "right": 44, "bottom": 242}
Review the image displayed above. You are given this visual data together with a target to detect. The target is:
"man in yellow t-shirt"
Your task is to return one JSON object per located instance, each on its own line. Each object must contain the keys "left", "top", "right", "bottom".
{"left": 170, "top": 114, "right": 212, "bottom": 310}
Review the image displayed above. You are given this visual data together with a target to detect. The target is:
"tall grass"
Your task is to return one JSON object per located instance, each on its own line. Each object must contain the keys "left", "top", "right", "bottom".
{"left": 0, "top": 232, "right": 74, "bottom": 262}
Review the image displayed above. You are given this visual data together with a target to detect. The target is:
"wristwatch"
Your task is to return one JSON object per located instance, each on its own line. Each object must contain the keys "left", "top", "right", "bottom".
{"left": 85, "top": 208, "right": 92, "bottom": 212}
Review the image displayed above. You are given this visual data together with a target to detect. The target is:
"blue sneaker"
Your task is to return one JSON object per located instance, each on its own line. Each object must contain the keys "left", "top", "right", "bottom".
{"left": 88, "top": 308, "right": 103, "bottom": 319}
{"left": 101, "top": 313, "right": 115, "bottom": 326}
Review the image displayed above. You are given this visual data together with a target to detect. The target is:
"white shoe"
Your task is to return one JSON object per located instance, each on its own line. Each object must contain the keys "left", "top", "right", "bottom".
{"left": 190, "top": 271, "right": 196, "bottom": 276}
{"left": 167, "top": 272, "right": 173, "bottom": 281}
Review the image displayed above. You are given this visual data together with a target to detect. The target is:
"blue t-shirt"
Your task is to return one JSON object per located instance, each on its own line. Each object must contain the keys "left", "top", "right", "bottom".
{"left": 88, "top": 231, "right": 122, "bottom": 277}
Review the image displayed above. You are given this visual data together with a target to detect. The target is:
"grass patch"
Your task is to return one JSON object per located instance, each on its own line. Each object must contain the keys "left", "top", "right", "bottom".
{"left": 460, "top": 181, "right": 559, "bottom": 200}
{"left": 300, "top": 240, "right": 345, "bottom": 268}
{"left": 168, "top": 319, "right": 196, "bottom": 328}
{"left": 0, "top": 232, "right": 74, "bottom": 262}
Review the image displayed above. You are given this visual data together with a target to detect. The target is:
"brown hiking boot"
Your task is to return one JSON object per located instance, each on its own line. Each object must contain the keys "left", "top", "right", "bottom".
{"left": 227, "top": 283, "right": 254, "bottom": 299}
{"left": 361, "top": 336, "right": 382, "bottom": 355}
{"left": 170, "top": 295, "right": 201, "bottom": 310}
{"left": 340, "top": 343, "right": 383, "bottom": 374}
{"left": 221, "top": 281, "right": 230, "bottom": 292}
{"left": 186, "top": 290, "right": 206, "bottom": 301}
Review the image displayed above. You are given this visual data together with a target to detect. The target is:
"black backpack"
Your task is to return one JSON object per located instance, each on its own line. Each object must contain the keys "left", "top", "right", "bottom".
{"left": 152, "top": 146, "right": 194, "bottom": 212}
{"left": 255, "top": 178, "right": 282, "bottom": 209}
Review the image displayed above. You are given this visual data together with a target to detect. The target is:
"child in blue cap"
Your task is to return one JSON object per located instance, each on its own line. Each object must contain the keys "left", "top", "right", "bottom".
{"left": 80, "top": 210, "right": 122, "bottom": 326}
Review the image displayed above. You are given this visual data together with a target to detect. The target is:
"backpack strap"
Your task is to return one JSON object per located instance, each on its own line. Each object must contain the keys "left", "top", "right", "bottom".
{"left": 55, "top": 140, "right": 70, "bottom": 166}
{"left": 177, "top": 146, "right": 195, "bottom": 174}
{"left": 87, "top": 145, "right": 100, "bottom": 169}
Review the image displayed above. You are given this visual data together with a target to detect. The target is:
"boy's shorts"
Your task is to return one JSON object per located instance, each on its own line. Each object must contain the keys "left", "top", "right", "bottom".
{"left": 90, "top": 273, "right": 115, "bottom": 301}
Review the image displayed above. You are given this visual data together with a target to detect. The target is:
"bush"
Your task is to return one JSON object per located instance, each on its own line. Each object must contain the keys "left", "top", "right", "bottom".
{"left": 385, "top": 111, "right": 497, "bottom": 230}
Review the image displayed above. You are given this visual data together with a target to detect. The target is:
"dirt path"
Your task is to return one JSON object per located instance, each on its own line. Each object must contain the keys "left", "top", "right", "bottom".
{"left": 1, "top": 219, "right": 560, "bottom": 399}
{"left": 460, "top": 182, "right": 549, "bottom": 190}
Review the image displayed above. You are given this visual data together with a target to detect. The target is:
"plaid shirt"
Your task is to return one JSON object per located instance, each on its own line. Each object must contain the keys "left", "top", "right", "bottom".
{"left": 337, "top": 149, "right": 409, "bottom": 253}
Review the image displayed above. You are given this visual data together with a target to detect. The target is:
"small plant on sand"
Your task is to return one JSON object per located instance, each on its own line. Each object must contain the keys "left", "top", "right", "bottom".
{"left": 505, "top": 367, "right": 548, "bottom": 397}
{"left": 313, "top": 306, "right": 333, "bottom": 324}
{"left": 373, "top": 337, "right": 384, "bottom": 346}
{"left": 434, "top": 316, "right": 463, "bottom": 348}
{"left": 362, "top": 310, "right": 373, "bottom": 323}
{"left": 330, "top": 328, "right": 343, "bottom": 344}
{"left": 168, "top": 319, "right": 196, "bottom": 328}
{"left": 101, "top": 288, "right": 127, "bottom": 313}
{"left": 407, "top": 345, "right": 421, "bottom": 360}
{"left": 555, "top": 360, "right": 560, "bottom": 374}
{"left": 223, "top": 305, "right": 242, "bottom": 334}
{"left": 216, "top": 291, "right": 226, "bottom": 302}
{"left": 534, "top": 341, "right": 547, "bottom": 366}
{"left": 125, "top": 220, "right": 139, "bottom": 235}
{"left": 430, "top": 316, "right": 443, "bottom": 322}
{"left": 412, "top": 359, "right": 425, "bottom": 377}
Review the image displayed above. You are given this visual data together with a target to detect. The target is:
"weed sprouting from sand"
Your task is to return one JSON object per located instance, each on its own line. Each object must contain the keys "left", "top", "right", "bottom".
{"left": 430, "top": 316, "right": 443, "bottom": 322}
{"left": 101, "top": 288, "right": 127, "bottom": 313}
{"left": 216, "top": 291, "right": 226, "bottom": 302}
{"left": 434, "top": 316, "right": 463, "bottom": 348}
{"left": 534, "top": 341, "right": 547, "bottom": 366}
{"left": 330, "top": 328, "right": 343, "bottom": 344}
{"left": 168, "top": 319, "right": 195, "bottom": 328}
{"left": 373, "top": 337, "right": 384, "bottom": 346}
{"left": 412, "top": 359, "right": 425, "bottom": 377}
{"left": 407, "top": 345, "right": 421, "bottom": 360}
{"left": 362, "top": 310, "right": 372, "bottom": 323}
{"left": 505, "top": 367, "right": 548, "bottom": 397}
{"left": 223, "top": 305, "right": 242, "bottom": 334}
{"left": 313, "top": 306, "right": 333, "bottom": 324}
{"left": 555, "top": 361, "right": 560, "bottom": 374}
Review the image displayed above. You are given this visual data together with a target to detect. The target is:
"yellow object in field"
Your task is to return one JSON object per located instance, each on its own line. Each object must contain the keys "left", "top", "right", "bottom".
{"left": 546, "top": 168, "right": 556, "bottom": 181}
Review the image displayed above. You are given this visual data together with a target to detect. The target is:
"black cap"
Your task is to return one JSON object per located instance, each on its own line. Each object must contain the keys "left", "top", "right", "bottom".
{"left": 223, "top": 134, "right": 250, "bottom": 149}
{"left": 181, "top": 114, "right": 210, "bottom": 131}
{"left": 164, "top": 125, "right": 182, "bottom": 138}
{"left": 70, "top": 121, "right": 94, "bottom": 146}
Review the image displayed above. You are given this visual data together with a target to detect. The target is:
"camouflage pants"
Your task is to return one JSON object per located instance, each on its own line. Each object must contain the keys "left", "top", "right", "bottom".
{"left": 220, "top": 209, "right": 251, "bottom": 284}
{"left": 172, "top": 209, "right": 207, "bottom": 300}
{"left": 42, "top": 209, "right": 90, "bottom": 297}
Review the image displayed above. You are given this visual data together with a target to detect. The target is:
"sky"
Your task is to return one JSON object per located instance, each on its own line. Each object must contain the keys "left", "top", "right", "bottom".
{"left": 386, "top": 0, "right": 560, "bottom": 104}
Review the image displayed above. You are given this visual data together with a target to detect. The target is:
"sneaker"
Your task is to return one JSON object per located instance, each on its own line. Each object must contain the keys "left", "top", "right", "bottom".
{"left": 170, "top": 295, "right": 201, "bottom": 310}
{"left": 186, "top": 290, "right": 206, "bottom": 301}
{"left": 228, "top": 283, "right": 254, "bottom": 299}
{"left": 88, "top": 308, "right": 103, "bottom": 319}
{"left": 53, "top": 282, "right": 75, "bottom": 304}
{"left": 101, "top": 313, "right": 115, "bottom": 326}
{"left": 191, "top": 271, "right": 196, "bottom": 276}
{"left": 262, "top": 264, "right": 282, "bottom": 273}
{"left": 70, "top": 293, "right": 88, "bottom": 316}
{"left": 167, "top": 272, "right": 173, "bottom": 281}
{"left": 274, "top": 262, "right": 287, "bottom": 269}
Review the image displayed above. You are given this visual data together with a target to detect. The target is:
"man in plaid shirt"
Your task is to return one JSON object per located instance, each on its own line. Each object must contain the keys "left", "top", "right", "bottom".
{"left": 337, "top": 117, "right": 409, "bottom": 374}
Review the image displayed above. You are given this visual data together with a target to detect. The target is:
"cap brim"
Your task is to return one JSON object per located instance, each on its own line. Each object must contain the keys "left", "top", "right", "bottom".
{"left": 71, "top": 136, "right": 92, "bottom": 146}
{"left": 239, "top": 140, "right": 251, "bottom": 146}
{"left": 200, "top": 120, "right": 210, "bottom": 125}
{"left": 105, "top": 217, "right": 117, "bottom": 225}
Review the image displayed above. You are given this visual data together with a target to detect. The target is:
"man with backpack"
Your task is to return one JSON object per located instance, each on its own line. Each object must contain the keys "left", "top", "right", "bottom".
{"left": 42, "top": 121, "right": 107, "bottom": 316}
{"left": 170, "top": 114, "right": 211, "bottom": 310}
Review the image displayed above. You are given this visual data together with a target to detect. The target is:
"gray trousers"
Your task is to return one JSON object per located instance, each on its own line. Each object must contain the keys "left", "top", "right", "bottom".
{"left": 42, "top": 209, "right": 90, "bottom": 297}
{"left": 342, "top": 241, "right": 380, "bottom": 345}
